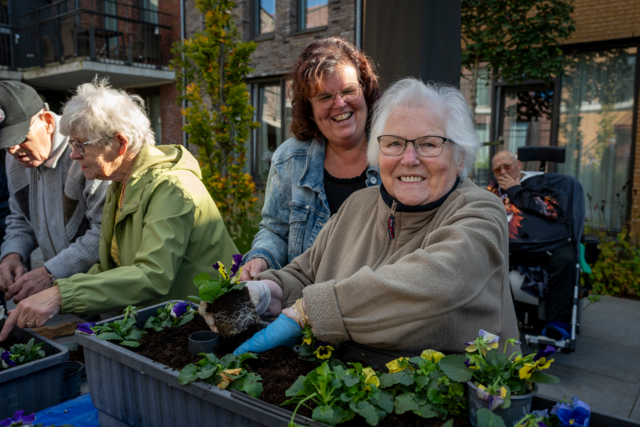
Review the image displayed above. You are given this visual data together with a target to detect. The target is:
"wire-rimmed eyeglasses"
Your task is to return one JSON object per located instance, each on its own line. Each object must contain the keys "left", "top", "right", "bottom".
{"left": 377, "top": 135, "right": 454, "bottom": 157}
{"left": 67, "top": 137, "right": 101, "bottom": 156}
{"left": 312, "top": 84, "right": 362, "bottom": 110}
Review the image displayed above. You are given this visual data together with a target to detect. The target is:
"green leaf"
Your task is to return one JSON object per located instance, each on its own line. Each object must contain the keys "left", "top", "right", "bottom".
{"left": 124, "top": 329, "right": 142, "bottom": 341}
{"left": 143, "top": 317, "right": 157, "bottom": 329}
{"left": 220, "top": 353, "right": 238, "bottom": 368}
{"left": 96, "top": 332, "right": 125, "bottom": 342}
{"left": 416, "top": 402, "right": 437, "bottom": 419}
{"left": 379, "top": 371, "right": 414, "bottom": 388}
{"left": 25, "top": 338, "right": 34, "bottom": 354}
{"left": 528, "top": 371, "right": 560, "bottom": 384}
{"left": 395, "top": 393, "right": 419, "bottom": 415}
{"left": 313, "top": 405, "right": 337, "bottom": 426}
{"left": 177, "top": 313, "right": 195, "bottom": 326}
{"left": 476, "top": 408, "right": 506, "bottom": 427}
{"left": 286, "top": 375, "right": 306, "bottom": 397}
{"left": 350, "top": 401, "right": 380, "bottom": 426}
{"left": 196, "top": 367, "right": 217, "bottom": 380}
{"left": 439, "top": 355, "right": 473, "bottom": 382}
{"left": 415, "top": 375, "right": 431, "bottom": 391}
{"left": 199, "top": 280, "right": 222, "bottom": 302}
{"left": 194, "top": 272, "right": 213, "bottom": 287}
{"left": 341, "top": 372, "right": 360, "bottom": 388}
{"left": 441, "top": 420, "right": 454, "bottom": 427}
{"left": 240, "top": 372, "right": 263, "bottom": 398}
{"left": 119, "top": 340, "right": 141, "bottom": 347}
{"left": 371, "top": 390, "right": 394, "bottom": 414}
{"left": 427, "top": 387, "right": 443, "bottom": 404}
{"left": 178, "top": 364, "right": 199, "bottom": 385}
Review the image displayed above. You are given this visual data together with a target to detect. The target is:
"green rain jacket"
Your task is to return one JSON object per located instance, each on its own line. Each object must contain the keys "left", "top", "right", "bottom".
{"left": 57, "top": 145, "right": 238, "bottom": 314}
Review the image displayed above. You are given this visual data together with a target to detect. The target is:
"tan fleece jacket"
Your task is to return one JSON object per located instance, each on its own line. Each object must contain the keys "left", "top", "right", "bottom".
{"left": 257, "top": 178, "right": 520, "bottom": 354}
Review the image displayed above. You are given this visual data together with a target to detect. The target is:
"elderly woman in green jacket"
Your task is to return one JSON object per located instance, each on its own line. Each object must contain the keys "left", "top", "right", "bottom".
{"left": 0, "top": 79, "right": 237, "bottom": 340}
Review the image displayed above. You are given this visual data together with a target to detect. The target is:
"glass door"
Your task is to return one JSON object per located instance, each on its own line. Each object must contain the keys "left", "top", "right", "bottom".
{"left": 497, "top": 85, "right": 554, "bottom": 172}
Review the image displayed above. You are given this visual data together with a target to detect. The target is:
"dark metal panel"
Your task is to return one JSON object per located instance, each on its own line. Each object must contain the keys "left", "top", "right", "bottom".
{"left": 363, "top": 0, "right": 460, "bottom": 87}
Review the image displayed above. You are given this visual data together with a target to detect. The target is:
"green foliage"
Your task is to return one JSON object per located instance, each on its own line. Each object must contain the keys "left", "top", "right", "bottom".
{"left": 171, "top": 0, "right": 260, "bottom": 245}
{"left": 282, "top": 361, "right": 393, "bottom": 426}
{"left": 586, "top": 227, "right": 640, "bottom": 298}
{"left": 92, "top": 306, "right": 147, "bottom": 348}
{"left": 143, "top": 301, "right": 197, "bottom": 332}
{"left": 0, "top": 338, "right": 45, "bottom": 369}
{"left": 461, "top": 0, "right": 575, "bottom": 112}
{"left": 190, "top": 259, "right": 245, "bottom": 304}
{"left": 477, "top": 408, "right": 506, "bottom": 427}
{"left": 178, "top": 352, "right": 263, "bottom": 398}
{"left": 380, "top": 356, "right": 467, "bottom": 420}
{"left": 295, "top": 325, "right": 336, "bottom": 362}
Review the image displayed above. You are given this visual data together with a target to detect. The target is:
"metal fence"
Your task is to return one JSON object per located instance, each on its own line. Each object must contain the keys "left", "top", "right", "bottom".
{"left": 7, "top": 0, "right": 172, "bottom": 70}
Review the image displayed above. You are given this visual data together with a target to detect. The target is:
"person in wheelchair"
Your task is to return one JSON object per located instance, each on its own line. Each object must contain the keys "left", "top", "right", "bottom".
{"left": 488, "top": 150, "right": 576, "bottom": 340}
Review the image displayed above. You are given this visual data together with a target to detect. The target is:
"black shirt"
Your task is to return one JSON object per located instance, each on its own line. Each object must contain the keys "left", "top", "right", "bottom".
{"left": 323, "top": 168, "right": 368, "bottom": 215}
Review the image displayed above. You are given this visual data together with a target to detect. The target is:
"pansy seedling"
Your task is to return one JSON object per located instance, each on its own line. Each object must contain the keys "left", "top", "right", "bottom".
{"left": 92, "top": 305, "right": 147, "bottom": 347}
{"left": 143, "top": 301, "right": 197, "bottom": 332}
{"left": 190, "top": 255, "right": 246, "bottom": 304}
{"left": 0, "top": 338, "right": 45, "bottom": 370}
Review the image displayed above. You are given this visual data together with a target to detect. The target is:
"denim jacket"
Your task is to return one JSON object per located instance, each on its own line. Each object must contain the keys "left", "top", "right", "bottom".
{"left": 244, "top": 137, "right": 381, "bottom": 269}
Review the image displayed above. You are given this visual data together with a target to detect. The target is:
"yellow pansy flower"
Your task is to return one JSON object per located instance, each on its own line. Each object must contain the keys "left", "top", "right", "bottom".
{"left": 420, "top": 349, "right": 445, "bottom": 363}
{"left": 386, "top": 357, "right": 408, "bottom": 374}
{"left": 315, "top": 345, "right": 334, "bottom": 360}
{"left": 362, "top": 367, "right": 380, "bottom": 391}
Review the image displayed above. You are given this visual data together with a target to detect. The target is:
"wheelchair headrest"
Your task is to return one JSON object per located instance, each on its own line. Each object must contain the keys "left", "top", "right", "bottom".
{"left": 517, "top": 146, "right": 566, "bottom": 164}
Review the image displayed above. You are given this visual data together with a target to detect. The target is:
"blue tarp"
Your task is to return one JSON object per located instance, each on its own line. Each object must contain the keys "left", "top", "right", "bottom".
{"left": 34, "top": 394, "right": 99, "bottom": 427}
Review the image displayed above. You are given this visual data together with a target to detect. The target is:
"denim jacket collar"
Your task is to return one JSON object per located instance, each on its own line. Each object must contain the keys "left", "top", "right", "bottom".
{"left": 298, "top": 138, "right": 381, "bottom": 193}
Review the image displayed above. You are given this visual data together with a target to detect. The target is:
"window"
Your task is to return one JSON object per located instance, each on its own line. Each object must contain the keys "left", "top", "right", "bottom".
{"left": 248, "top": 80, "right": 294, "bottom": 182}
{"left": 557, "top": 47, "right": 637, "bottom": 230}
{"left": 299, "top": 0, "right": 328, "bottom": 30}
{"left": 256, "top": 83, "right": 282, "bottom": 179}
{"left": 142, "top": 92, "right": 161, "bottom": 145}
{"left": 141, "top": 0, "right": 159, "bottom": 24}
{"left": 253, "top": 0, "right": 275, "bottom": 35}
{"left": 460, "top": 66, "right": 493, "bottom": 187}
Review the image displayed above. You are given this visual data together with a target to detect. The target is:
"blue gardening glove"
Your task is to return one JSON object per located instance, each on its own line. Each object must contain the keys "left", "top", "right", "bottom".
{"left": 233, "top": 313, "right": 302, "bottom": 356}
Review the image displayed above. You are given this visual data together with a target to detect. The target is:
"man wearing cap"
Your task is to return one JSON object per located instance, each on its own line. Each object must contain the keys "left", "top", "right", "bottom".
{"left": 0, "top": 81, "right": 109, "bottom": 313}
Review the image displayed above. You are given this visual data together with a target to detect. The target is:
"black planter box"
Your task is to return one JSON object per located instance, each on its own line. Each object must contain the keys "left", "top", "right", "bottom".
{"left": 0, "top": 316, "right": 69, "bottom": 418}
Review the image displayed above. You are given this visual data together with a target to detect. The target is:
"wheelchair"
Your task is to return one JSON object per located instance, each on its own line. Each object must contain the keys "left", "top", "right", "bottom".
{"left": 509, "top": 147, "right": 601, "bottom": 354}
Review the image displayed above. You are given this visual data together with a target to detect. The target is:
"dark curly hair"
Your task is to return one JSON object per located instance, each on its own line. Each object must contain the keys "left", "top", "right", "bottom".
{"left": 288, "top": 37, "right": 381, "bottom": 142}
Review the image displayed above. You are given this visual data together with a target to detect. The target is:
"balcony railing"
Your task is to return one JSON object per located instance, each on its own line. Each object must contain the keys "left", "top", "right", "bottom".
{"left": 2, "top": 0, "right": 172, "bottom": 70}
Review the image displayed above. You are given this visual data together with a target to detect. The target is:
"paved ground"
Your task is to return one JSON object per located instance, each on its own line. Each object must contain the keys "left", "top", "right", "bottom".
{"left": 9, "top": 249, "right": 640, "bottom": 420}
{"left": 533, "top": 296, "right": 640, "bottom": 421}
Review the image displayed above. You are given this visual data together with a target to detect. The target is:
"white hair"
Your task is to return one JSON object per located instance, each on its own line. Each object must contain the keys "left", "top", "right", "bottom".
{"left": 60, "top": 77, "right": 156, "bottom": 154}
{"left": 367, "top": 78, "right": 480, "bottom": 180}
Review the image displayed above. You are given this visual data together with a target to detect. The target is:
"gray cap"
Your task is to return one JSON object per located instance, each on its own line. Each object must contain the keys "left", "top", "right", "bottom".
{"left": 0, "top": 81, "right": 45, "bottom": 149}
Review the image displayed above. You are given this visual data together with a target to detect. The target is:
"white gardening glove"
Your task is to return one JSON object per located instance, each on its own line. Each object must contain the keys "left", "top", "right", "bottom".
{"left": 246, "top": 281, "right": 272, "bottom": 316}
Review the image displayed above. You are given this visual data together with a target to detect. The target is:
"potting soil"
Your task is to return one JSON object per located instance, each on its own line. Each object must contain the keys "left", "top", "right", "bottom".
{"left": 206, "top": 286, "right": 262, "bottom": 339}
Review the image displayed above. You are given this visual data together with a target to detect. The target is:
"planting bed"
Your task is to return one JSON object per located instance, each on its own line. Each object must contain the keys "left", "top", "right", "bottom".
{"left": 77, "top": 303, "right": 639, "bottom": 427}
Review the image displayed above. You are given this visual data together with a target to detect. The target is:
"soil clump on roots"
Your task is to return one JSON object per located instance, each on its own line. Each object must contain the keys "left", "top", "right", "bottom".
{"left": 206, "top": 286, "right": 261, "bottom": 339}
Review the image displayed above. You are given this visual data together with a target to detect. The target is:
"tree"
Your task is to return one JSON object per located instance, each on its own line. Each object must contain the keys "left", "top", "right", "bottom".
{"left": 171, "top": 0, "right": 260, "bottom": 250}
{"left": 461, "top": 0, "right": 576, "bottom": 114}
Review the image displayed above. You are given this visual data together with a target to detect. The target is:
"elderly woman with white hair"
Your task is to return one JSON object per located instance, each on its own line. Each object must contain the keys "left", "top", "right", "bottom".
{"left": 232, "top": 78, "right": 519, "bottom": 355}
{"left": 0, "top": 79, "right": 238, "bottom": 339}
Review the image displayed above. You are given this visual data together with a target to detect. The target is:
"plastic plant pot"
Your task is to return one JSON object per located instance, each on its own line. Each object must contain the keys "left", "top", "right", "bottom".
{"left": 188, "top": 331, "right": 219, "bottom": 355}
{"left": 61, "top": 361, "right": 85, "bottom": 402}
{"left": 467, "top": 381, "right": 537, "bottom": 427}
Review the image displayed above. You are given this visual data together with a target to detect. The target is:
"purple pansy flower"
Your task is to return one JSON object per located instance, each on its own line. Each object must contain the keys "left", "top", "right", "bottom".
{"left": 171, "top": 302, "right": 189, "bottom": 318}
{"left": 1, "top": 350, "right": 16, "bottom": 368}
{"left": 230, "top": 254, "right": 243, "bottom": 278}
{"left": 465, "top": 329, "right": 500, "bottom": 346}
{"left": 551, "top": 397, "right": 591, "bottom": 427}
{"left": 534, "top": 345, "right": 556, "bottom": 362}
{"left": 0, "top": 410, "right": 36, "bottom": 426}
{"left": 464, "top": 359, "right": 474, "bottom": 367}
{"left": 476, "top": 387, "right": 504, "bottom": 411}
{"left": 76, "top": 322, "right": 96, "bottom": 335}
{"left": 212, "top": 262, "right": 221, "bottom": 270}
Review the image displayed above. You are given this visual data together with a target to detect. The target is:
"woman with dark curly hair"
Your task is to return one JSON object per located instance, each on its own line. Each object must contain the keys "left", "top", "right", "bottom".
{"left": 240, "top": 37, "right": 381, "bottom": 280}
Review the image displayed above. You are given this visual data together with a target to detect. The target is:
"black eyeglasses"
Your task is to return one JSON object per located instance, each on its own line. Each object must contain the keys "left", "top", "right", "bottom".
{"left": 377, "top": 135, "right": 454, "bottom": 157}
{"left": 312, "top": 84, "right": 362, "bottom": 109}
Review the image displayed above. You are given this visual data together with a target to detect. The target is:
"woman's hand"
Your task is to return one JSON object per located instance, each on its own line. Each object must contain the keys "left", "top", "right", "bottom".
{"left": 0, "top": 253, "right": 25, "bottom": 293}
{"left": 239, "top": 258, "right": 269, "bottom": 281}
{"left": 5, "top": 267, "right": 54, "bottom": 303}
{"left": 0, "top": 286, "right": 62, "bottom": 341}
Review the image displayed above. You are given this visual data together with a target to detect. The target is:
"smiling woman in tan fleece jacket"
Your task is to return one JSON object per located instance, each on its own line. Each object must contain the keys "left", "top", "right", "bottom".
{"left": 233, "top": 79, "right": 520, "bottom": 355}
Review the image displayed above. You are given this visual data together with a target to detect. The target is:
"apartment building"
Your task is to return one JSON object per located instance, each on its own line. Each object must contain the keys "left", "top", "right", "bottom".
{"left": 0, "top": 0, "right": 183, "bottom": 145}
